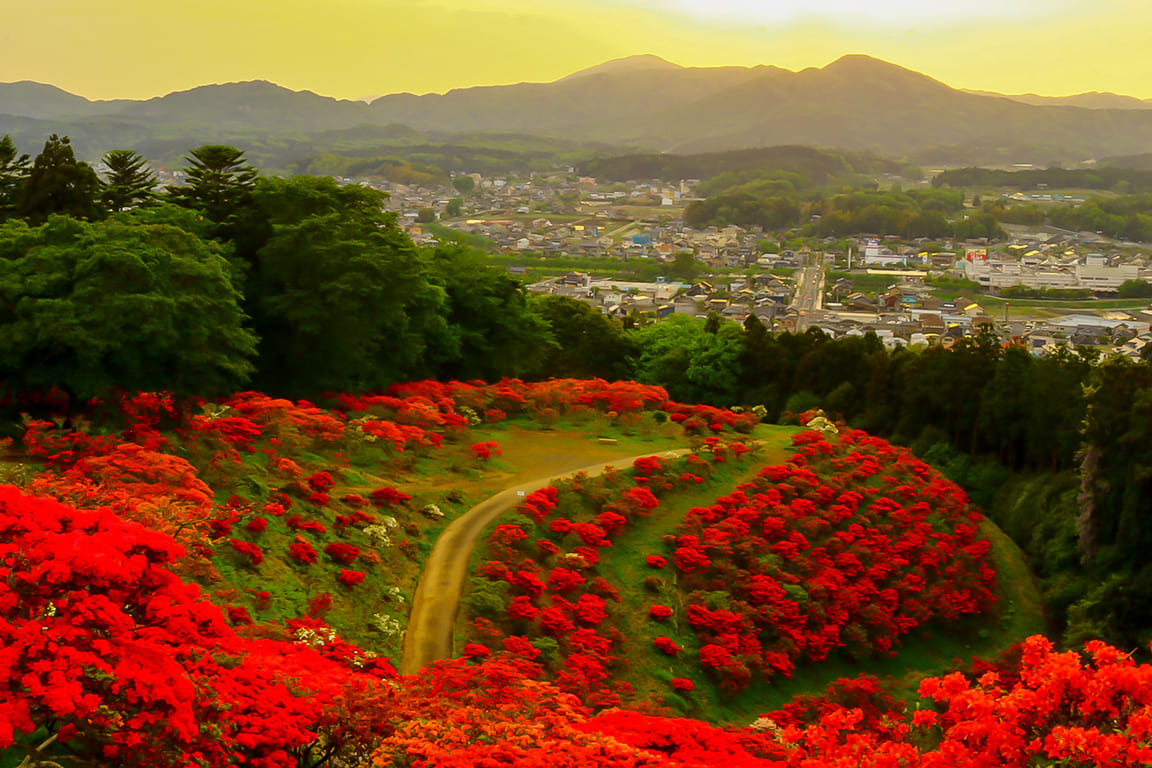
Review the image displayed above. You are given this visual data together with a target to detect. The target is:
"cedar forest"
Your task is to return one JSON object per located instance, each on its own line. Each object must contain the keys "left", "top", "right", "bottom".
{"left": 3, "top": 135, "right": 1152, "bottom": 766}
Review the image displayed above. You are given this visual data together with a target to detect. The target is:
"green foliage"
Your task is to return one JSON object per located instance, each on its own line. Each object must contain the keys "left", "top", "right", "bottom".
{"left": 0, "top": 135, "right": 30, "bottom": 222}
{"left": 99, "top": 149, "right": 157, "bottom": 213}
{"left": 628, "top": 315, "right": 743, "bottom": 406}
{"left": 16, "top": 134, "right": 102, "bottom": 224}
{"left": 582, "top": 145, "right": 903, "bottom": 185}
{"left": 998, "top": 285, "right": 1092, "bottom": 300}
{"left": 0, "top": 207, "right": 256, "bottom": 402}
{"left": 452, "top": 175, "right": 475, "bottom": 194}
{"left": 934, "top": 166, "right": 1152, "bottom": 194}
{"left": 528, "top": 295, "right": 635, "bottom": 381}
{"left": 422, "top": 245, "right": 552, "bottom": 381}
{"left": 1117, "top": 279, "right": 1152, "bottom": 298}
{"left": 168, "top": 144, "right": 258, "bottom": 225}
{"left": 238, "top": 175, "right": 440, "bottom": 396}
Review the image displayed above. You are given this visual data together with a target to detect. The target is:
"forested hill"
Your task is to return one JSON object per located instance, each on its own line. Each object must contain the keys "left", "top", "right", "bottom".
{"left": 10, "top": 55, "right": 1152, "bottom": 166}
{"left": 579, "top": 145, "right": 906, "bottom": 183}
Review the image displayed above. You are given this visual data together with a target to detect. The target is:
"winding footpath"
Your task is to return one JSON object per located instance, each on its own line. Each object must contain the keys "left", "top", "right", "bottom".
{"left": 398, "top": 449, "right": 691, "bottom": 675}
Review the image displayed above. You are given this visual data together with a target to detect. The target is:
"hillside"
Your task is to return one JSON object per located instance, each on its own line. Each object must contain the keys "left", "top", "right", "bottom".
{"left": 8, "top": 55, "right": 1152, "bottom": 167}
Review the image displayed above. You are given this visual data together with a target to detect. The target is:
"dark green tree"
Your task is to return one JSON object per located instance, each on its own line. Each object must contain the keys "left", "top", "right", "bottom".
{"left": 445, "top": 197, "right": 463, "bottom": 217}
{"left": 452, "top": 175, "right": 475, "bottom": 194}
{"left": 16, "top": 134, "right": 101, "bottom": 224}
{"left": 168, "top": 144, "right": 258, "bottom": 224}
{"left": 238, "top": 175, "right": 441, "bottom": 396}
{"left": 0, "top": 135, "right": 30, "bottom": 221}
{"left": 528, "top": 295, "right": 635, "bottom": 381}
{"left": 0, "top": 206, "right": 256, "bottom": 408}
{"left": 422, "top": 245, "right": 552, "bottom": 380}
{"left": 100, "top": 149, "right": 157, "bottom": 213}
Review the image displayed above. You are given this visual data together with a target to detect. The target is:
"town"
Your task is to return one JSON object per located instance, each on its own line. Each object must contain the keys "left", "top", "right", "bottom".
{"left": 336, "top": 169, "right": 1152, "bottom": 360}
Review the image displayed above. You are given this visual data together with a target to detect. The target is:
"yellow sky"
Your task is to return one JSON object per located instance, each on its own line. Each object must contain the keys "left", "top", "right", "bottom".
{"left": 4, "top": 0, "right": 1152, "bottom": 100}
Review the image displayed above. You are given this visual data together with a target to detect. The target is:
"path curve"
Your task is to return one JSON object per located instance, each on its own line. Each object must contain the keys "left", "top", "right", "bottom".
{"left": 398, "top": 448, "right": 692, "bottom": 675}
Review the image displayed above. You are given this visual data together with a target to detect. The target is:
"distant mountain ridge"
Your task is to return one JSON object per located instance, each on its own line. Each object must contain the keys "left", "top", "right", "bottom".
{"left": 6, "top": 55, "right": 1152, "bottom": 167}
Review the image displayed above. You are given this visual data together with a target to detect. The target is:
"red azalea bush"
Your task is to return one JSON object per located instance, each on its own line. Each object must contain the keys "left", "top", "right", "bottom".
{"left": 370, "top": 486, "right": 411, "bottom": 507}
{"left": 646, "top": 555, "right": 667, "bottom": 568}
{"left": 325, "top": 542, "right": 361, "bottom": 565}
{"left": 228, "top": 538, "right": 264, "bottom": 566}
{"left": 288, "top": 536, "right": 318, "bottom": 565}
{"left": 287, "top": 515, "right": 326, "bottom": 534}
{"left": 654, "top": 637, "right": 682, "bottom": 656}
{"left": 649, "top": 605, "right": 674, "bottom": 621}
{"left": 338, "top": 569, "right": 366, "bottom": 588}
{"left": 471, "top": 441, "right": 502, "bottom": 461}
{"left": 245, "top": 516, "right": 268, "bottom": 533}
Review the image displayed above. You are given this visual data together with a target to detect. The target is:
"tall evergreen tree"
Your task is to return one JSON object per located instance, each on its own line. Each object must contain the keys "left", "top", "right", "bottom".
{"left": 16, "top": 134, "right": 101, "bottom": 224}
{"left": 0, "top": 135, "right": 30, "bottom": 222}
{"left": 100, "top": 149, "right": 157, "bottom": 213}
{"left": 168, "top": 144, "right": 258, "bottom": 224}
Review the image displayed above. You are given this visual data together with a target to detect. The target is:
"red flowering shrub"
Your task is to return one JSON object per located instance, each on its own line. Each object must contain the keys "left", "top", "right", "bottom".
{"left": 306, "top": 470, "right": 335, "bottom": 493}
{"left": 0, "top": 486, "right": 392, "bottom": 767}
{"left": 228, "top": 538, "right": 264, "bottom": 566}
{"left": 462, "top": 643, "right": 491, "bottom": 659}
{"left": 338, "top": 569, "right": 366, "bottom": 588}
{"left": 670, "top": 678, "right": 695, "bottom": 692}
{"left": 649, "top": 605, "right": 674, "bottom": 621}
{"left": 287, "top": 515, "right": 327, "bottom": 534}
{"left": 288, "top": 536, "right": 318, "bottom": 564}
{"left": 471, "top": 441, "right": 502, "bottom": 461}
{"left": 325, "top": 542, "right": 361, "bottom": 565}
{"left": 654, "top": 637, "right": 681, "bottom": 656}
{"left": 646, "top": 555, "right": 667, "bottom": 568}
{"left": 244, "top": 516, "right": 268, "bottom": 533}
{"left": 370, "top": 486, "right": 411, "bottom": 507}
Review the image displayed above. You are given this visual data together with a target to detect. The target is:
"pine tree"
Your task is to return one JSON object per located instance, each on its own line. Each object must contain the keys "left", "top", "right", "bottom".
{"left": 168, "top": 144, "right": 258, "bottom": 224}
{"left": 0, "top": 135, "right": 31, "bottom": 222}
{"left": 100, "top": 149, "right": 157, "bottom": 212}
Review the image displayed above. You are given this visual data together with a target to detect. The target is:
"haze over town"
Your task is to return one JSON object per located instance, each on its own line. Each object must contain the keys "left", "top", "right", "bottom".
{"left": 5, "top": 0, "right": 1151, "bottom": 101}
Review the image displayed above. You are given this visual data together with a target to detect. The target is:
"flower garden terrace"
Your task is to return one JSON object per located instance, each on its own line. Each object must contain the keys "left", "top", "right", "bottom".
{"left": 0, "top": 378, "right": 1083, "bottom": 768}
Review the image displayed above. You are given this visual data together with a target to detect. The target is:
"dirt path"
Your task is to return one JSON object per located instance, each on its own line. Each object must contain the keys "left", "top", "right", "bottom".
{"left": 398, "top": 448, "right": 691, "bottom": 675}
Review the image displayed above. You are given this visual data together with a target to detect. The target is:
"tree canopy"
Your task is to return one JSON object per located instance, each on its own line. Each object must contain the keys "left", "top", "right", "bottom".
{"left": 0, "top": 207, "right": 256, "bottom": 404}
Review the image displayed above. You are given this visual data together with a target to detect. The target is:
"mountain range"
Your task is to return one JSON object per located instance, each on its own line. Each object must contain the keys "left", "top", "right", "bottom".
{"left": 5, "top": 54, "right": 1152, "bottom": 169}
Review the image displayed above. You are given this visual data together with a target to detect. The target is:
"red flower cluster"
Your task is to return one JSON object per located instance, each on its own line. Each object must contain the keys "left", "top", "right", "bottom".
{"left": 471, "top": 441, "right": 502, "bottom": 461}
{"left": 668, "top": 427, "right": 997, "bottom": 691}
{"left": 288, "top": 536, "right": 318, "bottom": 565}
{"left": 337, "top": 569, "right": 366, "bottom": 588}
{"left": 369, "top": 486, "right": 411, "bottom": 507}
{"left": 228, "top": 538, "right": 264, "bottom": 566}
{"left": 324, "top": 542, "right": 361, "bottom": 565}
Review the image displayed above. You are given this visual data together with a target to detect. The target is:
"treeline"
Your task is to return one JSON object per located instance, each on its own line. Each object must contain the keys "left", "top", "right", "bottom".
{"left": 0, "top": 134, "right": 553, "bottom": 408}
{"left": 682, "top": 186, "right": 997, "bottom": 239}
{"left": 934, "top": 166, "right": 1152, "bottom": 193}
{"left": 581, "top": 145, "right": 910, "bottom": 184}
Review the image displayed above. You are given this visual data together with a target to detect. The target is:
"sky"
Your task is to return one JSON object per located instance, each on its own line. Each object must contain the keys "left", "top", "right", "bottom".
{"left": 4, "top": 0, "right": 1152, "bottom": 101}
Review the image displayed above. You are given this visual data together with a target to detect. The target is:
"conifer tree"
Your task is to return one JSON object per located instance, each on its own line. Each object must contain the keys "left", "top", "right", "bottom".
{"left": 100, "top": 148, "right": 157, "bottom": 212}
